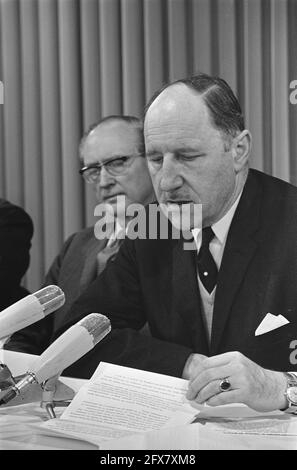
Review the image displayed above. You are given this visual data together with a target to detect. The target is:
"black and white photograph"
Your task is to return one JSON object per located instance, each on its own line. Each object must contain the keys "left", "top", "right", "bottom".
{"left": 0, "top": 0, "right": 297, "bottom": 452}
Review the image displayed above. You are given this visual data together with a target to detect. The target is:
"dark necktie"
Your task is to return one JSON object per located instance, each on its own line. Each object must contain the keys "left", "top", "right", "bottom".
{"left": 196, "top": 227, "right": 218, "bottom": 293}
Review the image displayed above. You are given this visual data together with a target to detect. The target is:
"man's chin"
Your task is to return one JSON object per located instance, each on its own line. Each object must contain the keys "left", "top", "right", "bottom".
{"left": 100, "top": 195, "right": 126, "bottom": 215}
{"left": 111, "top": 204, "right": 128, "bottom": 221}
{"left": 159, "top": 202, "right": 202, "bottom": 231}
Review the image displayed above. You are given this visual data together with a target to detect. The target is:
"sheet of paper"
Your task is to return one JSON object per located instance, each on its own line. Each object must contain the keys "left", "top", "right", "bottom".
{"left": 36, "top": 362, "right": 198, "bottom": 447}
{"left": 193, "top": 404, "right": 297, "bottom": 436}
{"left": 102, "top": 422, "right": 297, "bottom": 450}
{"left": 194, "top": 403, "right": 282, "bottom": 420}
{"left": 201, "top": 415, "right": 297, "bottom": 436}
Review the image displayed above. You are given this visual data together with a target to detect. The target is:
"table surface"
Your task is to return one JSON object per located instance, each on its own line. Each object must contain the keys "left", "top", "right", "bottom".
{"left": 0, "top": 349, "right": 96, "bottom": 449}
{"left": 1, "top": 350, "right": 297, "bottom": 450}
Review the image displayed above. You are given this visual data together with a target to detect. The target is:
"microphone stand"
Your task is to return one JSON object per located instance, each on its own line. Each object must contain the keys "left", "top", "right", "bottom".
{"left": 40, "top": 373, "right": 72, "bottom": 419}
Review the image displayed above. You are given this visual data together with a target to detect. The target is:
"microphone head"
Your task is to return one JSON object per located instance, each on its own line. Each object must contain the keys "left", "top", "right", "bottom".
{"left": 33, "top": 285, "right": 65, "bottom": 316}
{"left": 77, "top": 313, "right": 111, "bottom": 346}
{"left": 0, "top": 285, "right": 65, "bottom": 340}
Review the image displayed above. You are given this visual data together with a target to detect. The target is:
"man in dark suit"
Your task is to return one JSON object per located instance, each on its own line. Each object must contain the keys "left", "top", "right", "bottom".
{"left": 5, "top": 115, "right": 154, "bottom": 354}
{"left": 53, "top": 74, "right": 297, "bottom": 413}
{"left": 0, "top": 198, "right": 33, "bottom": 310}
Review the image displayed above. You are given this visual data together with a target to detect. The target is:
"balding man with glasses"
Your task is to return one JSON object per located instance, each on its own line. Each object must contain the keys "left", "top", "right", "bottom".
{"left": 5, "top": 115, "right": 154, "bottom": 355}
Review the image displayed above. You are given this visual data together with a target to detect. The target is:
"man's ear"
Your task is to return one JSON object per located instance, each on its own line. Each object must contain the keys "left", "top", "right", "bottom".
{"left": 231, "top": 130, "right": 252, "bottom": 172}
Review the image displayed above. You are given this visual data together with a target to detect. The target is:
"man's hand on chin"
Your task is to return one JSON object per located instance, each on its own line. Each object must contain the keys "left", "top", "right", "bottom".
{"left": 185, "top": 351, "right": 288, "bottom": 412}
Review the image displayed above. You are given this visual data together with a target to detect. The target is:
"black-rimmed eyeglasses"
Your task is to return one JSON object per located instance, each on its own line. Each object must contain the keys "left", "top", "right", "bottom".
{"left": 79, "top": 154, "right": 141, "bottom": 184}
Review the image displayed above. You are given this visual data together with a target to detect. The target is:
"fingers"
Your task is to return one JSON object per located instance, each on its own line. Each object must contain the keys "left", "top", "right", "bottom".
{"left": 187, "top": 364, "right": 234, "bottom": 401}
{"left": 185, "top": 351, "right": 283, "bottom": 412}
{"left": 188, "top": 351, "right": 243, "bottom": 387}
{"left": 190, "top": 378, "right": 235, "bottom": 404}
{"left": 193, "top": 351, "right": 240, "bottom": 369}
{"left": 182, "top": 353, "right": 208, "bottom": 380}
{"left": 206, "top": 390, "right": 240, "bottom": 407}
{"left": 186, "top": 352, "right": 250, "bottom": 406}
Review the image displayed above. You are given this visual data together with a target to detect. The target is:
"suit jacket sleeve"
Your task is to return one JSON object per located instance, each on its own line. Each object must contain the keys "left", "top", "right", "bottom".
{"left": 0, "top": 200, "right": 33, "bottom": 310}
{"left": 55, "top": 236, "right": 193, "bottom": 379}
{"left": 5, "top": 233, "right": 76, "bottom": 355}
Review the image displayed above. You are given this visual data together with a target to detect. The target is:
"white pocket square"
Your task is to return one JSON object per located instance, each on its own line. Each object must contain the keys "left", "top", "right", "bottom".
{"left": 255, "top": 313, "right": 290, "bottom": 336}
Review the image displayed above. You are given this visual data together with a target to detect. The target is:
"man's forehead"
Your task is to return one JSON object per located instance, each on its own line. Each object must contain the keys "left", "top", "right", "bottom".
{"left": 89, "top": 120, "right": 138, "bottom": 140}
{"left": 144, "top": 84, "right": 209, "bottom": 129}
{"left": 83, "top": 121, "right": 141, "bottom": 163}
{"left": 148, "top": 83, "right": 204, "bottom": 113}
{"left": 144, "top": 86, "right": 213, "bottom": 147}
{"left": 85, "top": 122, "right": 140, "bottom": 152}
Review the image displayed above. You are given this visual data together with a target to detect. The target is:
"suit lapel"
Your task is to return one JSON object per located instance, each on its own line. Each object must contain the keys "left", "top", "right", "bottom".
{"left": 210, "top": 171, "right": 262, "bottom": 354}
{"left": 172, "top": 237, "right": 209, "bottom": 355}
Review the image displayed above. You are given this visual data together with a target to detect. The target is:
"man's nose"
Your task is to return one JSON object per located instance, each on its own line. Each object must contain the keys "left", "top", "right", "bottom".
{"left": 98, "top": 166, "right": 115, "bottom": 188}
{"left": 160, "top": 155, "right": 183, "bottom": 192}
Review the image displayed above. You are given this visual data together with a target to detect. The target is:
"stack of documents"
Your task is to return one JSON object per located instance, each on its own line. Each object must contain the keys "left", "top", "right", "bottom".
{"left": 32, "top": 362, "right": 297, "bottom": 450}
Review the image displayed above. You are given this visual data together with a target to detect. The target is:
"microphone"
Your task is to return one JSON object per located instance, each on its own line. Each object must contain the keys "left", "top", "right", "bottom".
{"left": 0, "top": 313, "right": 111, "bottom": 405}
{"left": 0, "top": 285, "right": 65, "bottom": 339}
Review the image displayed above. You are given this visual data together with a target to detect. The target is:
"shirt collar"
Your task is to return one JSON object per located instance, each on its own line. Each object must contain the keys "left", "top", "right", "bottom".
{"left": 192, "top": 191, "right": 243, "bottom": 247}
{"left": 212, "top": 191, "right": 242, "bottom": 245}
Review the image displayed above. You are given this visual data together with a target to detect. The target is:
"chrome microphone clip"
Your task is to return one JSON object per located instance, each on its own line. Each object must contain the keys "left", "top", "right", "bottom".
{"left": 40, "top": 374, "right": 72, "bottom": 419}
{"left": 0, "top": 371, "right": 37, "bottom": 405}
